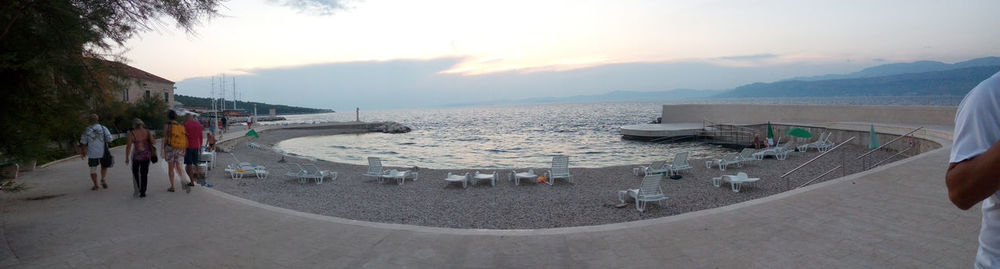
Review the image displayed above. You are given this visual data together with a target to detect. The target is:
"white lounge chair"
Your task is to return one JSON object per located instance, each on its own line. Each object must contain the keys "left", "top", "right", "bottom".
{"left": 380, "top": 169, "right": 416, "bottom": 185}
{"left": 798, "top": 132, "right": 833, "bottom": 152}
{"left": 225, "top": 163, "right": 259, "bottom": 179}
{"left": 712, "top": 172, "right": 761, "bottom": 192}
{"left": 546, "top": 155, "right": 573, "bottom": 185}
{"left": 301, "top": 164, "right": 337, "bottom": 184}
{"left": 667, "top": 152, "right": 692, "bottom": 175}
{"left": 510, "top": 169, "right": 538, "bottom": 186}
{"left": 618, "top": 174, "right": 668, "bottom": 212}
{"left": 363, "top": 157, "right": 387, "bottom": 180}
{"left": 471, "top": 171, "right": 497, "bottom": 187}
{"left": 736, "top": 148, "right": 756, "bottom": 165}
{"left": 712, "top": 153, "right": 742, "bottom": 171}
{"left": 445, "top": 172, "right": 470, "bottom": 189}
{"left": 753, "top": 138, "right": 793, "bottom": 160}
{"left": 638, "top": 160, "right": 668, "bottom": 176}
{"left": 283, "top": 163, "right": 306, "bottom": 179}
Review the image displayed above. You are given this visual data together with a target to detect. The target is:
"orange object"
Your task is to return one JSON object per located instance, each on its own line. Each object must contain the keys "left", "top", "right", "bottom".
{"left": 537, "top": 176, "right": 548, "bottom": 183}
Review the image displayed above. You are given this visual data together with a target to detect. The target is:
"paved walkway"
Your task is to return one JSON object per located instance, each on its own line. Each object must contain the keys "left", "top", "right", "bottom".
{"left": 0, "top": 123, "right": 983, "bottom": 268}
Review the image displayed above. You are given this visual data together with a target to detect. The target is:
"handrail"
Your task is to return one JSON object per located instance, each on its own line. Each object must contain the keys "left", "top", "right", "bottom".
{"left": 856, "top": 126, "right": 923, "bottom": 160}
{"left": 798, "top": 165, "right": 842, "bottom": 189}
{"left": 870, "top": 146, "right": 914, "bottom": 168}
{"left": 781, "top": 136, "right": 856, "bottom": 179}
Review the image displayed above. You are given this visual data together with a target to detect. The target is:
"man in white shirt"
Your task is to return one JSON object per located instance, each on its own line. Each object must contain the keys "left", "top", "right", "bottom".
{"left": 947, "top": 70, "right": 1000, "bottom": 268}
{"left": 79, "top": 114, "right": 113, "bottom": 191}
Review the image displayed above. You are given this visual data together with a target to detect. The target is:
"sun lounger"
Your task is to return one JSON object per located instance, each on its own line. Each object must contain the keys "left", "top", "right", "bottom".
{"left": 667, "top": 152, "right": 692, "bottom": 175}
{"left": 445, "top": 172, "right": 470, "bottom": 189}
{"left": 711, "top": 153, "right": 742, "bottom": 171}
{"left": 301, "top": 164, "right": 337, "bottom": 184}
{"left": 638, "top": 160, "right": 668, "bottom": 176}
{"left": 471, "top": 171, "right": 497, "bottom": 187}
{"left": 618, "top": 174, "right": 668, "bottom": 212}
{"left": 546, "top": 155, "right": 573, "bottom": 185}
{"left": 712, "top": 172, "right": 760, "bottom": 192}
{"left": 510, "top": 169, "right": 538, "bottom": 186}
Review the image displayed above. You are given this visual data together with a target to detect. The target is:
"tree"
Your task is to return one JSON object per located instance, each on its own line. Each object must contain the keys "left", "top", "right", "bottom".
{"left": 0, "top": 0, "right": 220, "bottom": 162}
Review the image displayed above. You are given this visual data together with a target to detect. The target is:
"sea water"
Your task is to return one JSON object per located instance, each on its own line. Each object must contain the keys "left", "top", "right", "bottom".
{"left": 270, "top": 97, "right": 961, "bottom": 169}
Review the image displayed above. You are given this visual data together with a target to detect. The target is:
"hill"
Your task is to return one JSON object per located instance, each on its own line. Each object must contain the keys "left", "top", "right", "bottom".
{"left": 441, "top": 89, "right": 723, "bottom": 107}
{"left": 788, "top": 57, "right": 1000, "bottom": 81}
{"left": 174, "top": 95, "right": 332, "bottom": 115}
{"left": 715, "top": 65, "right": 1000, "bottom": 98}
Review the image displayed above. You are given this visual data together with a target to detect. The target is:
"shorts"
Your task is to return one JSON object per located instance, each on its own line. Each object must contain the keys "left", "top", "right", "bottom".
{"left": 87, "top": 158, "right": 108, "bottom": 173}
{"left": 184, "top": 148, "right": 200, "bottom": 165}
{"left": 164, "top": 146, "right": 185, "bottom": 163}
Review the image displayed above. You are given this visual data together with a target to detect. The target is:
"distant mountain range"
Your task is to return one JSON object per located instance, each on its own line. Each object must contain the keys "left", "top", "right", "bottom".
{"left": 442, "top": 89, "right": 723, "bottom": 106}
{"left": 715, "top": 65, "right": 1000, "bottom": 98}
{"left": 786, "top": 57, "right": 1000, "bottom": 81}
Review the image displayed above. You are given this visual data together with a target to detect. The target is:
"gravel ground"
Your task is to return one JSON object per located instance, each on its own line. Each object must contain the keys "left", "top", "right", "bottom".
{"left": 204, "top": 128, "right": 908, "bottom": 229}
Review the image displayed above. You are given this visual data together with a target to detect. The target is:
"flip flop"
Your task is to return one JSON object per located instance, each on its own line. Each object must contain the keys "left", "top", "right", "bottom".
{"left": 614, "top": 203, "right": 628, "bottom": 208}
{"left": 91, "top": 186, "right": 99, "bottom": 191}
{"left": 167, "top": 187, "right": 175, "bottom": 192}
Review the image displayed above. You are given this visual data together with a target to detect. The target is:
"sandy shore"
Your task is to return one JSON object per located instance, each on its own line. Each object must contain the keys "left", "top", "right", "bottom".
{"left": 206, "top": 127, "right": 906, "bottom": 229}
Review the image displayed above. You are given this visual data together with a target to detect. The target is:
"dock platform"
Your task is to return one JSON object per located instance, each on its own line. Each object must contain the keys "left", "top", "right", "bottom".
{"left": 620, "top": 123, "right": 704, "bottom": 140}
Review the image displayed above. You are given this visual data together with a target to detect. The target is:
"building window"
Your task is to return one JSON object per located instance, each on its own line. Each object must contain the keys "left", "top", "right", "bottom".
{"left": 122, "top": 89, "right": 128, "bottom": 102}
{"left": 164, "top": 92, "right": 169, "bottom": 102}
{"left": 145, "top": 90, "right": 150, "bottom": 99}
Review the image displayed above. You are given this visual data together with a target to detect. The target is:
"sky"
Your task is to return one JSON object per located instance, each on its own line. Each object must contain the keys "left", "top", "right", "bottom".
{"left": 122, "top": 0, "right": 1000, "bottom": 109}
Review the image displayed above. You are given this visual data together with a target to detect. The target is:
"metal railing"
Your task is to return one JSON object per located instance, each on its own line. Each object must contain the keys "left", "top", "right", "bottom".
{"left": 857, "top": 126, "right": 923, "bottom": 170}
{"left": 780, "top": 136, "right": 856, "bottom": 190}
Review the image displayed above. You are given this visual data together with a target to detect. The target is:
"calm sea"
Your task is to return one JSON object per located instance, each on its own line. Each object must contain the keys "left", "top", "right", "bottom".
{"left": 269, "top": 97, "right": 962, "bottom": 169}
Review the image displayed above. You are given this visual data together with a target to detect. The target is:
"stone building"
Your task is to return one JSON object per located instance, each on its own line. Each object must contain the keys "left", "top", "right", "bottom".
{"left": 111, "top": 63, "right": 174, "bottom": 106}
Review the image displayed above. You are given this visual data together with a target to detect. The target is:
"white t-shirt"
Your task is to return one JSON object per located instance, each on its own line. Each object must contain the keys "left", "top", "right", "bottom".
{"left": 80, "top": 124, "right": 112, "bottom": 159}
{"left": 951, "top": 70, "right": 1000, "bottom": 268}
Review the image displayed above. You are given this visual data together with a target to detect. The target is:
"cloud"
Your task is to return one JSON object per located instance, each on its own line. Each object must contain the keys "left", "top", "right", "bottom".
{"left": 175, "top": 57, "right": 865, "bottom": 110}
{"left": 717, "top": 53, "right": 780, "bottom": 61}
{"left": 268, "top": 0, "right": 355, "bottom": 15}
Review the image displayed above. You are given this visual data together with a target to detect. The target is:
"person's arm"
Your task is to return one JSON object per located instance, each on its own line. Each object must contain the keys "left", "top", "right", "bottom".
{"left": 946, "top": 140, "right": 1000, "bottom": 210}
{"left": 161, "top": 124, "right": 169, "bottom": 155}
{"left": 125, "top": 132, "right": 133, "bottom": 164}
{"left": 79, "top": 130, "right": 87, "bottom": 159}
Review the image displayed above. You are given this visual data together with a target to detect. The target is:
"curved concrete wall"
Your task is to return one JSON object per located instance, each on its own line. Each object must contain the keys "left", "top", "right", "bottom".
{"left": 662, "top": 104, "right": 957, "bottom": 126}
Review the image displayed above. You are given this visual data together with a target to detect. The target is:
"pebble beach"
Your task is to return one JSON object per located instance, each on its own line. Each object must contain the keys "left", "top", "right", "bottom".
{"left": 207, "top": 127, "right": 907, "bottom": 229}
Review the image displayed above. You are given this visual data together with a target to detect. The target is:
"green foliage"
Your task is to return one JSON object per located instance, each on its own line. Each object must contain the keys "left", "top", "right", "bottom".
{"left": 0, "top": 0, "right": 219, "bottom": 162}
{"left": 124, "top": 96, "right": 169, "bottom": 132}
{"left": 175, "top": 95, "right": 333, "bottom": 115}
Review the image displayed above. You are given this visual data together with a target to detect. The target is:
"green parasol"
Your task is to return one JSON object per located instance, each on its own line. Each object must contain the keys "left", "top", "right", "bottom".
{"left": 869, "top": 125, "right": 879, "bottom": 149}
{"left": 245, "top": 129, "right": 259, "bottom": 139}
{"left": 786, "top": 128, "right": 812, "bottom": 139}
{"left": 766, "top": 121, "right": 774, "bottom": 139}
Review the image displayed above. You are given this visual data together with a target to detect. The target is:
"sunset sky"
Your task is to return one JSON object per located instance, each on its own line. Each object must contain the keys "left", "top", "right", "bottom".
{"left": 121, "top": 0, "right": 1000, "bottom": 109}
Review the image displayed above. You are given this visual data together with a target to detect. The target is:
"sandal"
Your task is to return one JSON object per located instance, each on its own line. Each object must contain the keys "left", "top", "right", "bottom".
{"left": 91, "top": 186, "right": 99, "bottom": 191}
{"left": 101, "top": 181, "right": 108, "bottom": 189}
{"left": 167, "top": 187, "right": 175, "bottom": 192}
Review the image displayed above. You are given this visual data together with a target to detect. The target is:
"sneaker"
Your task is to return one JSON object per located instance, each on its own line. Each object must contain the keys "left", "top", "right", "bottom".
{"left": 202, "top": 183, "right": 213, "bottom": 188}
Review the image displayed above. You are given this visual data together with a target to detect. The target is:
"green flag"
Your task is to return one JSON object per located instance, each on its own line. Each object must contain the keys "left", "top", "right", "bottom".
{"left": 869, "top": 125, "right": 879, "bottom": 149}
{"left": 245, "top": 129, "right": 259, "bottom": 139}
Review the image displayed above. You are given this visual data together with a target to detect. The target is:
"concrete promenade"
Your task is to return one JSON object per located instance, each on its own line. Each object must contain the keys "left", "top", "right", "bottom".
{"left": 0, "top": 122, "right": 984, "bottom": 268}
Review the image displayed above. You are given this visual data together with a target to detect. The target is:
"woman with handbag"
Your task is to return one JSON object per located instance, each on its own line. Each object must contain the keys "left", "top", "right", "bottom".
{"left": 125, "top": 118, "right": 155, "bottom": 198}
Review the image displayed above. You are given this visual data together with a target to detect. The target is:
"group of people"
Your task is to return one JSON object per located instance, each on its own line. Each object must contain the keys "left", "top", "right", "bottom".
{"left": 79, "top": 110, "right": 223, "bottom": 198}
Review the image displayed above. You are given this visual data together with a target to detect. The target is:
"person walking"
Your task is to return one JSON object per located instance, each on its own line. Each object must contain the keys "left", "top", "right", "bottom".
{"left": 246, "top": 116, "right": 252, "bottom": 129}
{"left": 79, "top": 114, "right": 113, "bottom": 191}
{"left": 183, "top": 112, "right": 208, "bottom": 187}
{"left": 162, "top": 110, "right": 189, "bottom": 192}
{"left": 946, "top": 70, "right": 1000, "bottom": 267}
{"left": 221, "top": 116, "right": 228, "bottom": 133}
{"left": 125, "top": 118, "right": 154, "bottom": 198}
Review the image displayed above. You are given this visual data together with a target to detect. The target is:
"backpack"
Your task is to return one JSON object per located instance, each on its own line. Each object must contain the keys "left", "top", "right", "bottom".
{"left": 168, "top": 123, "right": 188, "bottom": 149}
